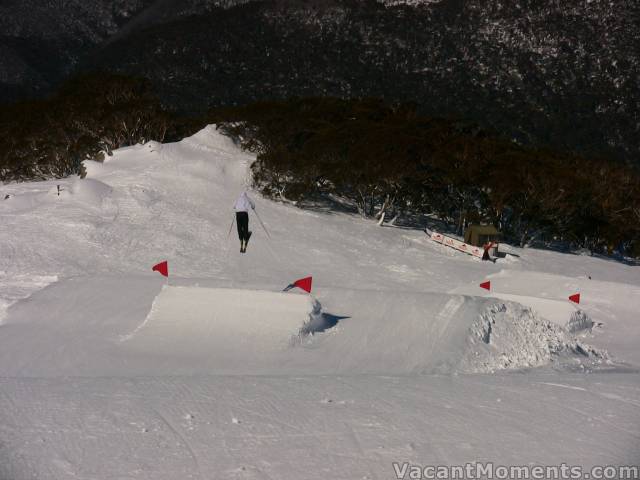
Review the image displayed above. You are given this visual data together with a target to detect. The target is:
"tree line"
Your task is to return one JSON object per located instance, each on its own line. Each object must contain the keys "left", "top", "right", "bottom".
{"left": 2, "top": 77, "right": 638, "bottom": 256}
{"left": 212, "top": 97, "right": 640, "bottom": 256}
{"left": 0, "top": 74, "right": 170, "bottom": 182}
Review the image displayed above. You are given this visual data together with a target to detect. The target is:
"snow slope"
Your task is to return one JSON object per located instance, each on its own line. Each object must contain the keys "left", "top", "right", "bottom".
{"left": 0, "top": 126, "right": 639, "bottom": 479}
{"left": 3, "top": 374, "right": 638, "bottom": 480}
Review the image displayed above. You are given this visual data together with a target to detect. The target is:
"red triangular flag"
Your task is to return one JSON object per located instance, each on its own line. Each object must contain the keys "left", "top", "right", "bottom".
{"left": 480, "top": 281, "right": 491, "bottom": 291}
{"left": 569, "top": 293, "right": 580, "bottom": 304}
{"left": 283, "top": 276, "right": 313, "bottom": 294}
{"left": 152, "top": 261, "right": 168, "bottom": 277}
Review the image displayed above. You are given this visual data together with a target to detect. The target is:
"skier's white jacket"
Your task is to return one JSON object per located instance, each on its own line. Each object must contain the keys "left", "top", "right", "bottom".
{"left": 234, "top": 192, "right": 255, "bottom": 212}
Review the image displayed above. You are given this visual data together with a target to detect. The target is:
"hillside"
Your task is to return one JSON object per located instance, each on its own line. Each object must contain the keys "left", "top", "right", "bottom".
{"left": 0, "top": 126, "right": 639, "bottom": 478}
{"left": 0, "top": 0, "right": 250, "bottom": 100}
{"left": 1, "top": 0, "right": 639, "bottom": 164}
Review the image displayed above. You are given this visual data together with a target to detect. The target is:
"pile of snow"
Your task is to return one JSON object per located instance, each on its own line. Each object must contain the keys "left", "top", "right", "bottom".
{"left": 302, "top": 289, "right": 606, "bottom": 375}
{"left": 451, "top": 269, "right": 640, "bottom": 365}
{"left": 0, "top": 177, "right": 113, "bottom": 214}
{"left": 66, "top": 177, "right": 113, "bottom": 207}
{"left": 463, "top": 302, "right": 606, "bottom": 373}
{"left": 0, "top": 191, "right": 44, "bottom": 213}
{"left": 566, "top": 310, "right": 595, "bottom": 333}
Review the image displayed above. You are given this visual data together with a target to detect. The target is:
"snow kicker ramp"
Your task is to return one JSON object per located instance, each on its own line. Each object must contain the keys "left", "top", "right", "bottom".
{"left": 120, "top": 286, "right": 316, "bottom": 374}
{"left": 0, "top": 277, "right": 606, "bottom": 377}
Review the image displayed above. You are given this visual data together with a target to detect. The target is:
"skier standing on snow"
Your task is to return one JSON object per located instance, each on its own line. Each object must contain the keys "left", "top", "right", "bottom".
{"left": 234, "top": 191, "right": 255, "bottom": 253}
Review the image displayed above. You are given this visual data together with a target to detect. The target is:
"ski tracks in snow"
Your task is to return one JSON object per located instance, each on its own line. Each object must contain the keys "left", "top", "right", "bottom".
{"left": 1, "top": 365, "right": 640, "bottom": 479}
{"left": 149, "top": 405, "right": 204, "bottom": 480}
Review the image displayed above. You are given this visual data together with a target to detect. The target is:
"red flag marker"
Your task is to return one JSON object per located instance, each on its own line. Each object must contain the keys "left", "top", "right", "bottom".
{"left": 480, "top": 281, "right": 491, "bottom": 291}
{"left": 152, "top": 261, "right": 168, "bottom": 277}
{"left": 283, "top": 276, "right": 313, "bottom": 294}
{"left": 569, "top": 293, "right": 580, "bottom": 304}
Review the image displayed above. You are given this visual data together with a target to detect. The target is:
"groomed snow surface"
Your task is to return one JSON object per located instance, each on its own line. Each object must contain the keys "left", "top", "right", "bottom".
{"left": 1, "top": 127, "right": 639, "bottom": 479}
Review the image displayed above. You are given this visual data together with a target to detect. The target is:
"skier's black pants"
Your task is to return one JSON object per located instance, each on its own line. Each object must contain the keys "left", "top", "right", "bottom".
{"left": 236, "top": 211, "right": 250, "bottom": 243}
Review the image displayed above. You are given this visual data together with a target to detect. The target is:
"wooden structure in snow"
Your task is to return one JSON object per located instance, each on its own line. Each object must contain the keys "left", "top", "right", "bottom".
{"left": 426, "top": 228, "right": 499, "bottom": 259}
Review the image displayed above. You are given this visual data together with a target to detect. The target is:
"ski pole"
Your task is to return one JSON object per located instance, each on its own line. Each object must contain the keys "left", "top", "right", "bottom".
{"left": 227, "top": 215, "right": 235, "bottom": 240}
{"left": 252, "top": 208, "right": 281, "bottom": 261}
{"left": 253, "top": 209, "right": 271, "bottom": 239}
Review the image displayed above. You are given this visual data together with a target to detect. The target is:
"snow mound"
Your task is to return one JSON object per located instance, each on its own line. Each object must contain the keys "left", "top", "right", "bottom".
{"left": 173, "top": 125, "right": 250, "bottom": 185}
{"left": 0, "top": 191, "right": 45, "bottom": 213}
{"left": 468, "top": 291, "right": 579, "bottom": 328}
{"left": 67, "top": 178, "right": 113, "bottom": 206}
{"left": 566, "top": 310, "right": 595, "bottom": 333}
{"left": 462, "top": 302, "right": 606, "bottom": 373}
{"left": 0, "top": 178, "right": 113, "bottom": 214}
{"left": 182, "top": 124, "right": 241, "bottom": 155}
